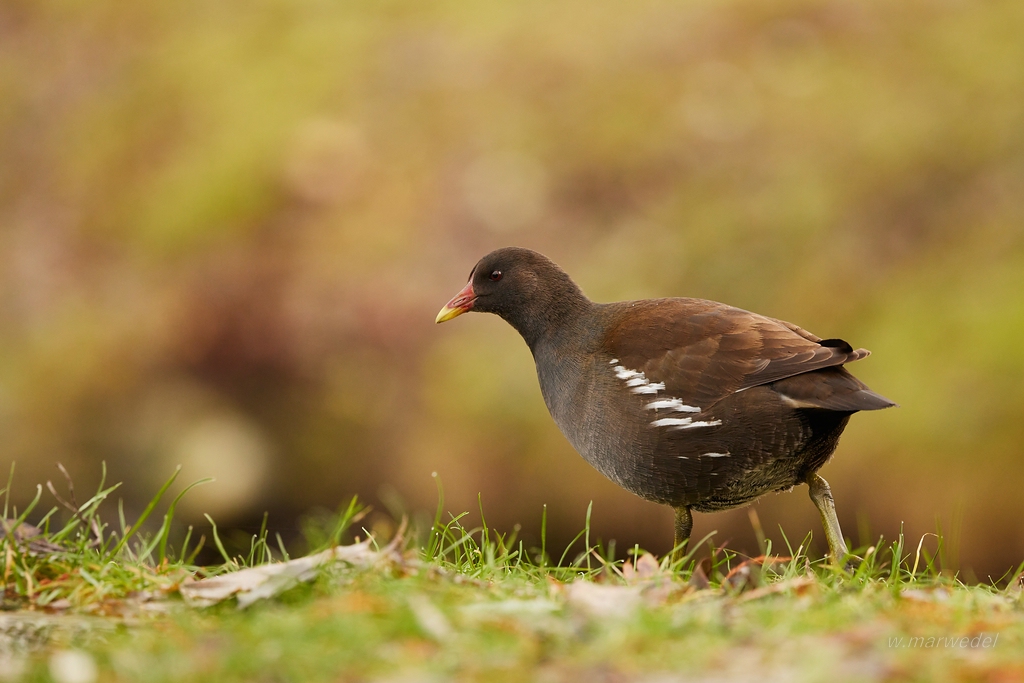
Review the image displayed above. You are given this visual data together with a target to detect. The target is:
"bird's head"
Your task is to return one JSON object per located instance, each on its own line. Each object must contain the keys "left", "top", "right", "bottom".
{"left": 435, "top": 247, "right": 587, "bottom": 345}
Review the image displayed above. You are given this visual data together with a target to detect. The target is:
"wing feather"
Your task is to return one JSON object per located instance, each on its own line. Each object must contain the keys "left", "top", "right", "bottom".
{"left": 603, "top": 298, "right": 869, "bottom": 409}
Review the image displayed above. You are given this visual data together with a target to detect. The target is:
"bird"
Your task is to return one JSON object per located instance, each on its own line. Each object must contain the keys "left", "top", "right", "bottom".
{"left": 435, "top": 247, "right": 895, "bottom": 561}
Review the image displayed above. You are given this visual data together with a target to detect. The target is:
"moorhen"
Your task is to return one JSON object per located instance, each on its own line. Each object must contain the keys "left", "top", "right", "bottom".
{"left": 436, "top": 247, "right": 894, "bottom": 560}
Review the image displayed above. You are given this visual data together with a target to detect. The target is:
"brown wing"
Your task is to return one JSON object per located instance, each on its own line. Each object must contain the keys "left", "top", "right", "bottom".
{"left": 602, "top": 298, "right": 870, "bottom": 411}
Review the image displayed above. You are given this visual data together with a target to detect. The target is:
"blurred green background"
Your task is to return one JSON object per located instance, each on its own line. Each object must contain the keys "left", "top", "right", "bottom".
{"left": 1, "top": 0, "right": 1022, "bottom": 578}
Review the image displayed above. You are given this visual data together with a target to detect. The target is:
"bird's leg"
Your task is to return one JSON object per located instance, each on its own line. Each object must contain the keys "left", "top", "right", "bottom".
{"left": 806, "top": 473, "right": 849, "bottom": 562}
{"left": 672, "top": 506, "right": 693, "bottom": 563}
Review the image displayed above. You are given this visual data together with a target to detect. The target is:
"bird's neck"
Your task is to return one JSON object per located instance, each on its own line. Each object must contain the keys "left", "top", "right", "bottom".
{"left": 503, "top": 286, "right": 594, "bottom": 352}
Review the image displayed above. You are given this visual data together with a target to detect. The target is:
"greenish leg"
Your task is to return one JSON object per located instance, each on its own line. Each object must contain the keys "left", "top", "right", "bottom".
{"left": 672, "top": 506, "right": 693, "bottom": 562}
{"left": 806, "top": 473, "right": 849, "bottom": 561}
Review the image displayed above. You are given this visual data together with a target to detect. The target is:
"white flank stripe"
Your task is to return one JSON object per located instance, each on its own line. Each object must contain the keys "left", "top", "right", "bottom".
{"left": 701, "top": 452, "right": 730, "bottom": 458}
{"left": 650, "top": 417, "right": 693, "bottom": 428}
{"left": 613, "top": 366, "right": 643, "bottom": 381}
{"left": 650, "top": 418, "right": 722, "bottom": 430}
{"left": 609, "top": 358, "right": 619, "bottom": 364}
{"left": 679, "top": 420, "right": 722, "bottom": 430}
{"left": 612, "top": 364, "right": 667, "bottom": 396}
{"left": 643, "top": 399, "right": 701, "bottom": 413}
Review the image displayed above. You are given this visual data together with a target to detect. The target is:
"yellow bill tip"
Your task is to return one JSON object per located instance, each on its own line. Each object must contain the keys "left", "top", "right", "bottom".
{"left": 435, "top": 304, "right": 467, "bottom": 324}
{"left": 436, "top": 281, "right": 476, "bottom": 323}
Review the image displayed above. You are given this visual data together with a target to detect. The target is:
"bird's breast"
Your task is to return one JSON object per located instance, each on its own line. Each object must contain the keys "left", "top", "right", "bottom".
{"left": 533, "top": 347, "right": 668, "bottom": 493}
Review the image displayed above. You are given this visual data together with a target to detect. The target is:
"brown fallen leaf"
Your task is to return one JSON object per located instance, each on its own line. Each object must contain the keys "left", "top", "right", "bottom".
{"left": 617, "top": 552, "right": 666, "bottom": 584}
{"left": 900, "top": 587, "right": 952, "bottom": 603}
{"left": 179, "top": 532, "right": 403, "bottom": 608}
{"left": 737, "top": 575, "right": 818, "bottom": 602}
{"left": 688, "top": 563, "right": 711, "bottom": 591}
{"left": 0, "top": 519, "right": 66, "bottom": 556}
{"left": 407, "top": 594, "right": 452, "bottom": 640}
{"left": 724, "top": 556, "right": 793, "bottom": 592}
{"left": 565, "top": 581, "right": 642, "bottom": 619}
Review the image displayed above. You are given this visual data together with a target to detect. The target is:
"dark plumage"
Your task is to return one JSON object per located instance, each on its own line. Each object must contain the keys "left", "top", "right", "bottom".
{"left": 436, "top": 247, "right": 895, "bottom": 560}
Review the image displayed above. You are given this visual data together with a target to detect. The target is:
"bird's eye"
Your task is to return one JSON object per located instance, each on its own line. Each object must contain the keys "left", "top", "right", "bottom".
{"left": 489, "top": 270, "right": 503, "bottom": 281}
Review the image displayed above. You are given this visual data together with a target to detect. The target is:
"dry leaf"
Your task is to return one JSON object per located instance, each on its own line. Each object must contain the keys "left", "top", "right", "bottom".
{"left": 407, "top": 595, "right": 451, "bottom": 640}
{"left": 565, "top": 581, "right": 642, "bottom": 619}
{"left": 0, "top": 520, "right": 66, "bottom": 556}
{"left": 688, "top": 563, "right": 711, "bottom": 591}
{"left": 179, "top": 537, "right": 401, "bottom": 608}
{"left": 900, "top": 587, "right": 952, "bottom": 603}
{"left": 724, "top": 556, "right": 793, "bottom": 592}
{"left": 634, "top": 553, "right": 661, "bottom": 579}
{"left": 737, "top": 575, "right": 817, "bottom": 602}
{"left": 460, "top": 599, "right": 560, "bottom": 620}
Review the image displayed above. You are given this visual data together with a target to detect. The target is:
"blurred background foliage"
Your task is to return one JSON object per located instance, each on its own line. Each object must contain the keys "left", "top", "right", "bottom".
{"left": 1, "top": 0, "right": 1022, "bottom": 577}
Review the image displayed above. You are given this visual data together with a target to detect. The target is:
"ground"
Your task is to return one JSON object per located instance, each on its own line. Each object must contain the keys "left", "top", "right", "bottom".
{"left": 1, "top": 477, "right": 1022, "bottom": 683}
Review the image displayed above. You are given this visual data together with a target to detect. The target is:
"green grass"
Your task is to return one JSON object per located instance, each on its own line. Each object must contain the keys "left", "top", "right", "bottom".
{"left": 2, "top": 470, "right": 1023, "bottom": 683}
